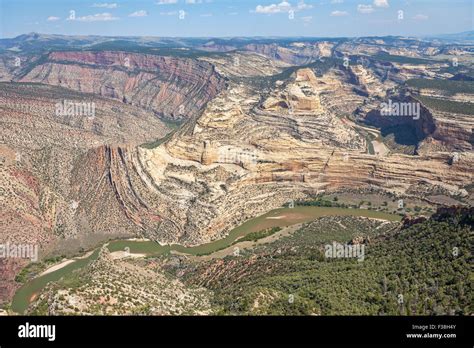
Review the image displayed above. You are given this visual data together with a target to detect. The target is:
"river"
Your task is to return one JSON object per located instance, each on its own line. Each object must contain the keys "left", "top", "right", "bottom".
{"left": 11, "top": 206, "right": 401, "bottom": 314}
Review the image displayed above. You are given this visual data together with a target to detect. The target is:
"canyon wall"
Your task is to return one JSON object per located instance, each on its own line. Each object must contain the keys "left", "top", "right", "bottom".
{"left": 20, "top": 51, "right": 226, "bottom": 121}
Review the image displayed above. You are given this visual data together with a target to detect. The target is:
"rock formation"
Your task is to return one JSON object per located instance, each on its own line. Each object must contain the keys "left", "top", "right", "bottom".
{"left": 19, "top": 51, "right": 226, "bottom": 121}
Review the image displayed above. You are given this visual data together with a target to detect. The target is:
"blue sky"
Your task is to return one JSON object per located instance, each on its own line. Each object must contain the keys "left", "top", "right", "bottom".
{"left": 0, "top": 0, "right": 472, "bottom": 38}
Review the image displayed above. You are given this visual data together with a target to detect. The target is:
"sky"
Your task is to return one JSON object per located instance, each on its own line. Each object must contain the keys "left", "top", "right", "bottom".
{"left": 0, "top": 0, "right": 472, "bottom": 38}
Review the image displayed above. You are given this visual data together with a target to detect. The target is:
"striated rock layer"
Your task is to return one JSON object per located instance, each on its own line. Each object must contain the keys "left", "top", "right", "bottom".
{"left": 20, "top": 51, "right": 226, "bottom": 121}
{"left": 0, "top": 83, "right": 170, "bottom": 303}
{"left": 1, "top": 41, "right": 473, "bottom": 305}
{"left": 100, "top": 67, "right": 473, "bottom": 246}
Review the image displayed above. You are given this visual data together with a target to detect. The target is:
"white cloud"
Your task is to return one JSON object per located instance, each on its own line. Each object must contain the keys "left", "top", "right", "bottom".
{"left": 92, "top": 3, "right": 118, "bottom": 9}
{"left": 254, "top": 1, "right": 312, "bottom": 14}
{"left": 331, "top": 10, "right": 348, "bottom": 16}
{"left": 255, "top": 1, "right": 292, "bottom": 14}
{"left": 357, "top": 4, "right": 374, "bottom": 14}
{"left": 331, "top": 0, "right": 344, "bottom": 3}
{"left": 373, "top": 0, "right": 389, "bottom": 7}
{"left": 229, "top": 12, "right": 238, "bottom": 16}
{"left": 412, "top": 14, "right": 428, "bottom": 21}
{"left": 47, "top": 16, "right": 60, "bottom": 21}
{"left": 296, "top": 1, "right": 313, "bottom": 10}
{"left": 73, "top": 12, "right": 119, "bottom": 22}
{"left": 156, "top": 0, "right": 178, "bottom": 4}
{"left": 129, "top": 10, "right": 148, "bottom": 17}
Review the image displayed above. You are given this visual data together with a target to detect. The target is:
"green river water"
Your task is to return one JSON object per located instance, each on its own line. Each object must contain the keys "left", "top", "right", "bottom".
{"left": 11, "top": 206, "right": 401, "bottom": 314}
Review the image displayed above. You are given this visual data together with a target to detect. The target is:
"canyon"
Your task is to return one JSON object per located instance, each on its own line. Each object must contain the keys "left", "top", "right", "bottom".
{"left": 0, "top": 34, "right": 473, "bottom": 306}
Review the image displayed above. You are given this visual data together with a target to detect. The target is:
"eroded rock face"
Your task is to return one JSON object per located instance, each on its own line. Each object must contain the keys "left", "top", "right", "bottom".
{"left": 20, "top": 51, "right": 226, "bottom": 121}
{"left": 1, "top": 37, "right": 473, "bottom": 306}
{"left": 244, "top": 42, "right": 334, "bottom": 65}
{"left": 0, "top": 82, "right": 170, "bottom": 304}
{"left": 263, "top": 69, "right": 323, "bottom": 111}
{"left": 122, "top": 64, "right": 472, "bottom": 246}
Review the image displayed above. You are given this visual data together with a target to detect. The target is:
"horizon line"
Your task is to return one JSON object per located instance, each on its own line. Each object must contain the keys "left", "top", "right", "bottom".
{"left": 1, "top": 30, "right": 473, "bottom": 41}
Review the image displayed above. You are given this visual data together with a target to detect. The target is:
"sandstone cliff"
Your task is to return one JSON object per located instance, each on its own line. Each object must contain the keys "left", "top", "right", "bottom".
{"left": 20, "top": 51, "right": 226, "bottom": 121}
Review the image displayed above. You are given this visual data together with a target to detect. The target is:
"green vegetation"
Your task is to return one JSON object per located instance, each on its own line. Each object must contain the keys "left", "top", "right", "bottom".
{"left": 14, "top": 255, "right": 66, "bottom": 284}
{"left": 416, "top": 95, "right": 474, "bottom": 115}
{"left": 11, "top": 207, "right": 400, "bottom": 313}
{"left": 14, "top": 263, "right": 44, "bottom": 284}
{"left": 85, "top": 41, "right": 228, "bottom": 59}
{"left": 197, "top": 227, "right": 285, "bottom": 256}
{"left": 244, "top": 57, "right": 343, "bottom": 90}
{"left": 140, "top": 117, "right": 185, "bottom": 149}
{"left": 140, "top": 130, "right": 176, "bottom": 150}
{"left": 29, "top": 266, "right": 94, "bottom": 315}
{"left": 438, "top": 65, "right": 474, "bottom": 78}
{"left": 295, "top": 197, "right": 347, "bottom": 208}
{"left": 186, "top": 209, "right": 472, "bottom": 315}
{"left": 11, "top": 249, "right": 100, "bottom": 314}
{"left": 161, "top": 118, "right": 185, "bottom": 130}
{"left": 406, "top": 79, "right": 474, "bottom": 95}
{"left": 372, "top": 53, "right": 437, "bottom": 65}
{"left": 16, "top": 53, "right": 50, "bottom": 80}
{"left": 235, "top": 227, "right": 283, "bottom": 243}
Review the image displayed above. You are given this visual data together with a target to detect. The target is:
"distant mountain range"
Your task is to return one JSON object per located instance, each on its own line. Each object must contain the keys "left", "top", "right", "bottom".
{"left": 1, "top": 31, "right": 472, "bottom": 53}
{"left": 426, "top": 30, "right": 474, "bottom": 42}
